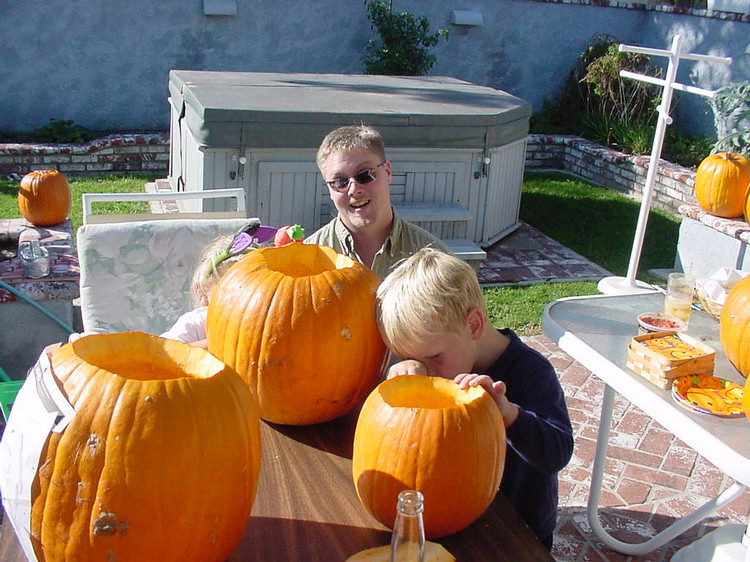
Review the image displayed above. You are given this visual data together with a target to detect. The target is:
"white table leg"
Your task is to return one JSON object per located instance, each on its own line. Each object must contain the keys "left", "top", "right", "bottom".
{"left": 587, "top": 385, "right": 747, "bottom": 555}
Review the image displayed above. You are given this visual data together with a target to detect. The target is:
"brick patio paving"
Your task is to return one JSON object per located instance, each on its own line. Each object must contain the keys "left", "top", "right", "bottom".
{"left": 526, "top": 334, "right": 750, "bottom": 562}
{"left": 480, "top": 223, "right": 749, "bottom": 561}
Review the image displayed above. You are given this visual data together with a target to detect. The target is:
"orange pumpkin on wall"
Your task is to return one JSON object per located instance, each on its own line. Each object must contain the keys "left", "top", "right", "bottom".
{"left": 352, "top": 376, "right": 506, "bottom": 539}
{"left": 694, "top": 152, "right": 750, "bottom": 219}
{"left": 207, "top": 243, "right": 388, "bottom": 425}
{"left": 25, "top": 333, "right": 262, "bottom": 562}
{"left": 18, "top": 170, "right": 72, "bottom": 226}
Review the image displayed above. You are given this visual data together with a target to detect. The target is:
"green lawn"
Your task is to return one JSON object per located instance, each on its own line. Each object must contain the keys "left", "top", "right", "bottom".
{"left": 520, "top": 171, "right": 680, "bottom": 279}
{"left": 0, "top": 170, "right": 681, "bottom": 335}
{"left": 1, "top": 174, "right": 159, "bottom": 230}
{"left": 483, "top": 171, "right": 681, "bottom": 335}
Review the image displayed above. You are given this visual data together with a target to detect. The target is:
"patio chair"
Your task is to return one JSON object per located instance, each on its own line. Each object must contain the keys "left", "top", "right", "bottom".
{"left": 77, "top": 216, "right": 256, "bottom": 335}
{"left": 81, "top": 187, "right": 246, "bottom": 224}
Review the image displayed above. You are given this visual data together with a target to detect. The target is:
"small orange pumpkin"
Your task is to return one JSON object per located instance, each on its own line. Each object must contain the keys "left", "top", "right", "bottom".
{"left": 743, "top": 377, "right": 750, "bottom": 422}
{"left": 719, "top": 274, "right": 750, "bottom": 379}
{"left": 352, "top": 376, "right": 506, "bottom": 539}
{"left": 29, "top": 333, "right": 262, "bottom": 562}
{"left": 207, "top": 243, "right": 388, "bottom": 425}
{"left": 18, "top": 170, "right": 72, "bottom": 226}
{"left": 694, "top": 152, "right": 750, "bottom": 219}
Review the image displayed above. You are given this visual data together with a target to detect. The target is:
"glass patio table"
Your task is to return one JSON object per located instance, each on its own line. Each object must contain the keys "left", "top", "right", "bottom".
{"left": 543, "top": 291, "right": 750, "bottom": 561}
{"left": 0, "top": 406, "right": 554, "bottom": 561}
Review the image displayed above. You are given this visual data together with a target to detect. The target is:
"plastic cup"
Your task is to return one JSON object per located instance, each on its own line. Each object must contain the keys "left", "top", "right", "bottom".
{"left": 664, "top": 272, "right": 693, "bottom": 325}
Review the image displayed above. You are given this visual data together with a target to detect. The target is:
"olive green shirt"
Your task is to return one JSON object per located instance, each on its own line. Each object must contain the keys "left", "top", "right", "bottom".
{"left": 305, "top": 207, "right": 451, "bottom": 279}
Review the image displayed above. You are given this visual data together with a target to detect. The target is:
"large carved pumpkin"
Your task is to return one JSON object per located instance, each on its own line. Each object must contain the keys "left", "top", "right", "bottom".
{"left": 352, "top": 376, "right": 506, "bottom": 539}
{"left": 207, "top": 243, "right": 388, "bottom": 425}
{"left": 720, "top": 274, "right": 750, "bottom": 379}
{"left": 694, "top": 152, "right": 750, "bottom": 219}
{"left": 18, "top": 170, "right": 72, "bottom": 226}
{"left": 28, "top": 333, "right": 262, "bottom": 562}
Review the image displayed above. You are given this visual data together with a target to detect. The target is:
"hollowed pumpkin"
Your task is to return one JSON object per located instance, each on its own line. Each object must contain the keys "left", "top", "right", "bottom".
{"left": 28, "top": 332, "right": 262, "bottom": 562}
{"left": 18, "top": 170, "right": 72, "bottom": 226}
{"left": 720, "top": 274, "right": 750, "bottom": 379}
{"left": 207, "top": 243, "right": 387, "bottom": 425}
{"left": 352, "top": 376, "right": 506, "bottom": 539}
{"left": 694, "top": 152, "right": 750, "bottom": 219}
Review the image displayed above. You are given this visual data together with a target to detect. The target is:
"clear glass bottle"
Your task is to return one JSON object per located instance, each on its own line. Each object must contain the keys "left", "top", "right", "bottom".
{"left": 390, "top": 490, "right": 425, "bottom": 562}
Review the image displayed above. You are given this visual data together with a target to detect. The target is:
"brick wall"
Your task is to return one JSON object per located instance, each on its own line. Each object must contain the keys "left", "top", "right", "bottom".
{"left": 0, "top": 133, "right": 170, "bottom": 178}
{"left": 1, "top": 132, "right": 698, "bottom": 216}
{"left": 526, "top": 134, "right": 698, "bottom": 215}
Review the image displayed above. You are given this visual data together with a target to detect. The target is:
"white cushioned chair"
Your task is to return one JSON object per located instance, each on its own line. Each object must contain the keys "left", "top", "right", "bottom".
{"left": 77, "top": 218, "right": 253, "bottom": 335}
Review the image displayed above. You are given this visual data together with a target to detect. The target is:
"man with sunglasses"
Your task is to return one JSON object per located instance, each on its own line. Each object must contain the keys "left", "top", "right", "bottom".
{"left": 306, "top": 125, "right": 449, "bottom": 279}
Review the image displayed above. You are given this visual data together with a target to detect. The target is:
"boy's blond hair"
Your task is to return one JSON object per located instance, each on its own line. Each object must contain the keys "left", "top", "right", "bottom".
{"left": 316, "top": 125, "right": 387, "bottom": 174}
{"left": 376, "top": 248, "right": 485, "bottom": 357}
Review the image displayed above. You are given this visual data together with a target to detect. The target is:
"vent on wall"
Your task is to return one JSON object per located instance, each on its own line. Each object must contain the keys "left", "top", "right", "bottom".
{"left": 203, "top": 0, "right": 237, "bottom": 16}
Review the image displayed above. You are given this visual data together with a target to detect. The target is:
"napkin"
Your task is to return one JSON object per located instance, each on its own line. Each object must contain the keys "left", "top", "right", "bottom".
{"left": 695, "top": 268, "right": 749, "bottom": 305}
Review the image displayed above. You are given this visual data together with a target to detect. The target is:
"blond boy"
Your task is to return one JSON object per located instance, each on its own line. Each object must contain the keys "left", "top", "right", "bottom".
{"left": 376, "top": 248, "right": 574, "bottom": 550}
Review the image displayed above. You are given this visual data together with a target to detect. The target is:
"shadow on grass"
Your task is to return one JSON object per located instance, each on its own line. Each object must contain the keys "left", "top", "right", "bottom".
{"left": 521, "top": 172, "right": 680, "bottom": 278}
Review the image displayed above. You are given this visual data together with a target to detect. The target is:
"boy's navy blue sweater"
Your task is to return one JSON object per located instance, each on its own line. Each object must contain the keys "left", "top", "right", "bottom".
{"left": 486, "top": 329, "right": 574, "bottom": 543}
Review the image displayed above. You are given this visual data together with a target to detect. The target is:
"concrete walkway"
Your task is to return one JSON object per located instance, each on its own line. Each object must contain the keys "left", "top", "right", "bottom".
{"left": 482, "top": 224, "right": 750, "bottom": 561}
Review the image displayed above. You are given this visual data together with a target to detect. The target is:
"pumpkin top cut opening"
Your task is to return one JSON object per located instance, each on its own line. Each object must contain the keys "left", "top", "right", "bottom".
{"left": 258, "top": 243, "right": 359, "bottom": 278}
{"left": 68, "top": 332, "right": 227, "bottom": 382}
{"left": 379, "top": 375, "right": 486, "bottom": 409}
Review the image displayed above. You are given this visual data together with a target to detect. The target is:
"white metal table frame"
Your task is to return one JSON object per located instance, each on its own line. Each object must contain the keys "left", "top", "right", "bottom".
{"left": 542, "top": 292, "right": 750, "bottom": 557}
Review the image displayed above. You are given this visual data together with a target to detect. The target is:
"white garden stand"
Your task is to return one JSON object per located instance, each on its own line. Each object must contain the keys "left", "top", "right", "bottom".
{"left": 597, "top": 34, "right": 732, "bottom": 295}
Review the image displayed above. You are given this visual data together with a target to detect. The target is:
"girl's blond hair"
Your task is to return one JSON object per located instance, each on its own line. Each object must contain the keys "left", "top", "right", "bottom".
{"left": 191, "top": 234, "right": 248, "bottom": 306}
{"left": 376, "top": 248, "right": 485, "bottom": 357}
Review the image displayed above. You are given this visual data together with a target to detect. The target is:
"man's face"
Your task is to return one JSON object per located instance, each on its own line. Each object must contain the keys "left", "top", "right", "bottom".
{"left": 322, "top": 148, "right": 393, "bottom": 233}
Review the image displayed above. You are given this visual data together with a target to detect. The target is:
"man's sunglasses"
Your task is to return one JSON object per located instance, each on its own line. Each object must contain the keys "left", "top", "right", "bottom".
{"left": 324, "top": 161, "right": 386, "bottom": 192}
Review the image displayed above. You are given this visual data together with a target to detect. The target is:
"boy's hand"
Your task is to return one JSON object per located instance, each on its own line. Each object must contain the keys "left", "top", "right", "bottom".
{"left": 386, "top": 360, "right": 427, "bottom": 379}
{"left": 454, "top": 373, "right": 519, "bottom": 428}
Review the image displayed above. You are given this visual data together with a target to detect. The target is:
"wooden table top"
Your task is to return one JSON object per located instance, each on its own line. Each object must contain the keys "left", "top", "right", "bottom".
{"left": 1, "top": 408, "right": 554, "bottom": 562}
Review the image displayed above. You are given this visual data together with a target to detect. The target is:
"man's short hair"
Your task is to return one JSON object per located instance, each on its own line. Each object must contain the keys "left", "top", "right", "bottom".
{"left": 376, "top": 248, "right": 485, "bottom": 357}
{"left": 316, "top": 125, "right": 387, "bottom": 175}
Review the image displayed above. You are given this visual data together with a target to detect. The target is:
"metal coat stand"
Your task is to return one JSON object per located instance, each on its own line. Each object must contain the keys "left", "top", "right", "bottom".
{"left": 597, "top": 34, "right": 732, "bottom": 295}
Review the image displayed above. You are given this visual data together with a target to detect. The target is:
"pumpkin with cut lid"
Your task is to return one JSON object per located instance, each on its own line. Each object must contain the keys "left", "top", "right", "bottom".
{"left": 23, "top": 332, "right": 261, "bottom": 562}
{"left": 352, "top": 375, "right": 506, "bottom": 539}
{"left": 207, "top": 243, "right": 388, "bottom": 425}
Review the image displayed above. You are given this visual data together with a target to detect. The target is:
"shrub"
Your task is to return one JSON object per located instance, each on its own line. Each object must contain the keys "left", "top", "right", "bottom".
{"left": 531, "top": 34, "right": 714, "bottom": 168}
{"left": 711, "top": 81, "right": 750, "bottom": 158}
{"left": 362, "top": 1, "right": 448, "bottom": 76}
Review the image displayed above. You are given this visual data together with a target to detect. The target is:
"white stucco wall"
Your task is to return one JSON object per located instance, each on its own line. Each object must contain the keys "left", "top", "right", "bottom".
{"left": 0, "top": 0, "right": 746, "bottom": 137}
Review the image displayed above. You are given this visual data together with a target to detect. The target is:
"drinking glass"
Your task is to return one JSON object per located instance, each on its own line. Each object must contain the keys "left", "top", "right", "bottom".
{"left": 664, "top": 272, "right": 693, "bottom": 325}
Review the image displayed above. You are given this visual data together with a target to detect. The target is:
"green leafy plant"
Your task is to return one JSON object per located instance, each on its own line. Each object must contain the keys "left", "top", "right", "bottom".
{"left": 530, "top": 34, "right": 714, "bottom": 168}
{"left": 30, "top": 119, "right": 96, "bottom": 144}
{"left": 582, "top": 42, "right": 661, "bottom": 124}
{"left": 580, "top": 110, "right": 655, "bottom": 155}
{"left": 362, "top": 1, "right": 448, "bottom": 76}
{"left": 662, "top": 129, "right": 715, "bottom": 168}
{"left": 710, "top": 81, "right": 750, "bottom": 158}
